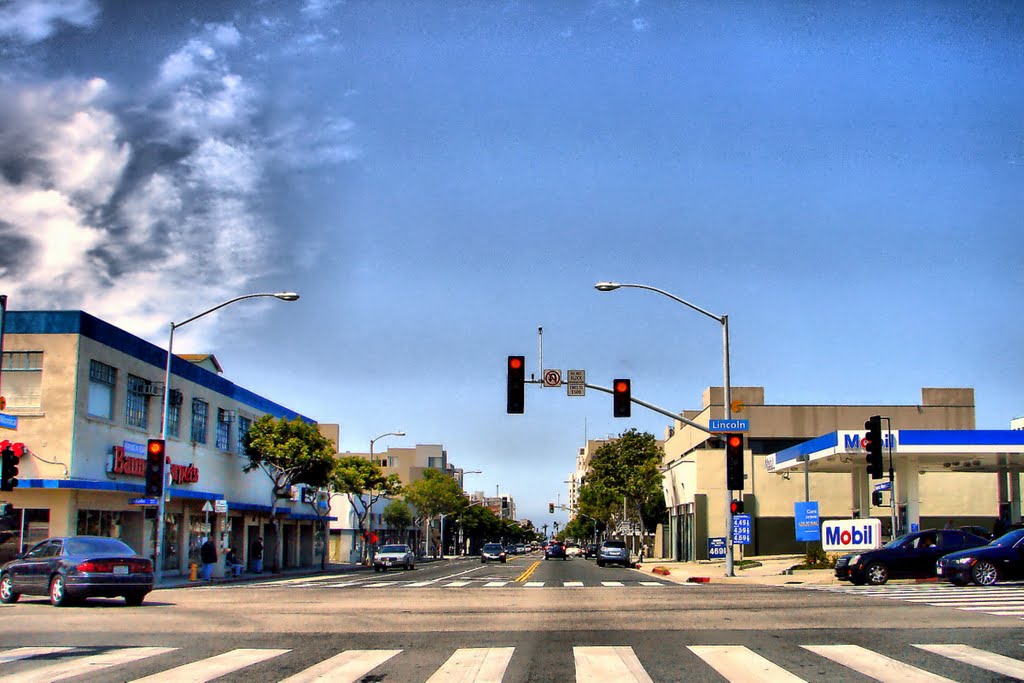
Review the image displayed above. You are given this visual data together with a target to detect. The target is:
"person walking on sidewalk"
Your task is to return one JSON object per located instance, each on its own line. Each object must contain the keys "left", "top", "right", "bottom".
{"left": 252, "top": 536, "right": 264, "bottom": 574}
{"left": 200, "top": 538, "right": 217, "bottom": 581}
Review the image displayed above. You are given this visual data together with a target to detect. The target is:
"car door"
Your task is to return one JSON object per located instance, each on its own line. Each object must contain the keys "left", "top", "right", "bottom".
{"left": 17, "top": 540, "right": 60, "bottom": 593}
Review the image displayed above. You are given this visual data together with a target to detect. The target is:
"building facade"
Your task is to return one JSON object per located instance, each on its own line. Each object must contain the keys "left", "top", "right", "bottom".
{"left": 0, "top": 311, "right": 326, "bottom": 578}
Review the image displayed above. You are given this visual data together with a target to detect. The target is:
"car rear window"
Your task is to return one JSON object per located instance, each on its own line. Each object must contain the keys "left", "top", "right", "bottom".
{"left": 379, "top": 545, "right": 407, "bottom": 553}
{"left": 483, "top": 544, "right": 503, "bottom": 551}
{"left": 65, "top": 537, "right": 135, "bottom": 555}
{"left": 603, "top": 541, "right": 626, "bottom": 548}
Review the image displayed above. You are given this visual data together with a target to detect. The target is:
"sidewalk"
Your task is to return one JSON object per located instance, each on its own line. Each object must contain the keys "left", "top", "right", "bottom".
{"left": 634, "top": 554, "right": 840, "bottom": 586}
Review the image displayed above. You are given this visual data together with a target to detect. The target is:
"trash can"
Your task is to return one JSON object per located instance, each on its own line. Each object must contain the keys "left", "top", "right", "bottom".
{"left": 189, "top": 563, "right": 198, "bottom": 581}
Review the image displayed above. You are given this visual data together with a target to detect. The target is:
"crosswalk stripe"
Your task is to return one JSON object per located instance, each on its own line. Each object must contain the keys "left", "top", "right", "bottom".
{"left": 563, "top": 581, "right": 584, "bottom": 587}
{"left": 601, "top": 581, "right": 625, "bottom": 587}
{"left": 405, "top": 581, "right": 437, "bottom": 587}
{"left": 425, "top": 647, "right": 514, "bottom": 683}
{"left": 524, "top": 581, "right": 545, "bottom": 587}
{"left": 0, "top": 647, "right": 76, "bottom": 664}
{"left": 363, "top": 582, "right": 398, "bottom": 588}
{"left": 445, "top": 581, "right": 471, "bottom": 587}
{"left": 0, "top": 647, "right": 176, "bottom": 683}
{"left": 638, "top": 582, "right": 664, "bottom": 586}
{"left": 278, "top": 649, "right": 402, "bottom": 683}
{"left": 688, "top": 645, "right": 806, "bottom": 682}
{"left": 574, "top": 646, "right": 652, "bottom": 683}
{"left": 129, "top": 648, "right": 289, "bottom": 683}
{"left": 803, "top": 644, "right": 954, "bottom": 682}
{"left": 484, "top": 581, "right": 509, "bottom": 587}
{"left": 915, "top": 643, "right": 1024, "bottom": 679}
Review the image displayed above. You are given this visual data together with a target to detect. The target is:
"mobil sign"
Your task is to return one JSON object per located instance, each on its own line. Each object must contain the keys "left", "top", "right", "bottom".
{"left": 821, "top": 519, "right": 882, "bottom": 552}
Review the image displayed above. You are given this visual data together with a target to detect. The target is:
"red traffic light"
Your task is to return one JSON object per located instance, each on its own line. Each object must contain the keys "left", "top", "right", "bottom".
{"left": 509, "top": 357, "right": 523, "bottom": 370}
{"left": 730, "top": 499, "right": 744, "bottom": 515}
{"left": 727, "top": 435, "right": 742, "bottom": 449}
{"left": 148, "top": 440, "right": 164, "bottom": 456}
{"left": 614, "top": 380, "right": 629, "bottom": 393}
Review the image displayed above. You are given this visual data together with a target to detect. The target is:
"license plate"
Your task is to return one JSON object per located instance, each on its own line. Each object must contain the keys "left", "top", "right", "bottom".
{"left": 113, "top": 565, "right": 129, "bottom": 575}
{"left": 936, "top": 567, "right": 943, "bottom": 575}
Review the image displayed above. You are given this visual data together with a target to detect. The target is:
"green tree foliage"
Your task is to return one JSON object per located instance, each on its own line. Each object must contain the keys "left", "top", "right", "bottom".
{"left": 331, "top": 456, "right": 403, "bottom": 561}
{"left": 578, "top": 429, "right": 667, "bottom": 533}
{"left": 562, "top": 515, "right": 596, "bottom": 543}
{"left": 403, "top": 468, "right": 465, "bottom": 519}
{"left": 382, "top": 499, "right": 413, "bottom": 541}
{"left": 243, "top": 415, "right": 338, "bottom": 510}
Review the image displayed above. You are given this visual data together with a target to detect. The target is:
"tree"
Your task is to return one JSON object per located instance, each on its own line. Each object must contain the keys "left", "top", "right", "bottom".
{"left": 383, "top": 499, "right": 413, "bottom": 543}
{"left": 331, "top": 456, "right": 403, "bottom": 563}
{"left": 404, "top": 468, "right": 466, "bottom": 556}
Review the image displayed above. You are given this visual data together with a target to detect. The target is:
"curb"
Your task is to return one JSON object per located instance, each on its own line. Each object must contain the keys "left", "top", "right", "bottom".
{"left": 687, "top": 577, "right": 711, "bottom": 583}
{"left": 652, "top": 567, "right": 671, "bottom": 576}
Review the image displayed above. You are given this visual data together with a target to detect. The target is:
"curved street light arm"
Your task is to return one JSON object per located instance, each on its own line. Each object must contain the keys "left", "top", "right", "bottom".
{"left": 173, "top": 292, "right": 300, "bottom": 330}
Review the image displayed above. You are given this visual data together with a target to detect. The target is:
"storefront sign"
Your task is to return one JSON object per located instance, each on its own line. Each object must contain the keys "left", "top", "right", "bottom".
{"left": 794, "top": 501, "right": 820, "bottom": 541}
{"left": 111, "top": 446, "right": 200, "bottom": 484}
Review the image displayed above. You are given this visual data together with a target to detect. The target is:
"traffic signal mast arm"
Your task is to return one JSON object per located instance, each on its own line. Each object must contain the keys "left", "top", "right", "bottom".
{"left": 583, "top": 382, "right": 713, "bottom": 434}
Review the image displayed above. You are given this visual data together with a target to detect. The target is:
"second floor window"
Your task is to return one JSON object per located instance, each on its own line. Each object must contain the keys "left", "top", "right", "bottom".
{"left": 428, "top": 456, "right": 443, "bottom": 469}
{"left": 215, "top": 409, "right": 231, "bottom": 451}
{"left": 87, "top": 360, "right": 116, "bottom": 419}
{"left": 125, "top": 375, "right": 149, "bottom": 429}
{"left": 237, "top": 416, "right": 252, "bottom": 456}
{"left": 167, "top": 402, "right": 181, "bottom": 438}
{"left": 190, "top": 398, "right": 208, "bottom": 444}
{"left": 1, "top": 351, "right": 43, "bottom": 409}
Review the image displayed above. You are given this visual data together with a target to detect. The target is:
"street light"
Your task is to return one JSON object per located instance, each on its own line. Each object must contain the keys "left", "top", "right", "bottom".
{"left": 595, "top": 280, "right": 736, "bottom": 577}
{"left": 154, "top": 291, "right": 299, "bottom": 585}
{"left": 369, "top": 431, "right": 406, "bottom": 463}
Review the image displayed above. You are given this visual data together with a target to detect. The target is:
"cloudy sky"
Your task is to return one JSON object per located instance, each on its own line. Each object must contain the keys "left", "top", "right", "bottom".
{"left": 1, "top": 0, "right": 1021, "bottom": 524}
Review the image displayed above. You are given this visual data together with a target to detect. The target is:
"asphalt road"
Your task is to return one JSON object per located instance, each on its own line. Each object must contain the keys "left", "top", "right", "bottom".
{"left": 1, "top": 553, "right": 1022, "bottom": 681}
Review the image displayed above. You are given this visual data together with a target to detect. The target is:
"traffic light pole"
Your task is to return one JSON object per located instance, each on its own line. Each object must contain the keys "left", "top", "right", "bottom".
{"left": 882, "top": 416, "right": 897, "bottom": 537}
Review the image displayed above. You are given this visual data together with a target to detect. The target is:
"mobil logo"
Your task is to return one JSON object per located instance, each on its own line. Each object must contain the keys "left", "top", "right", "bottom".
{"left": 821, "top": 519, "right": 882, "bottom": 552}
{"left": 842, "top": 431, "right": 897, "bottom": 451}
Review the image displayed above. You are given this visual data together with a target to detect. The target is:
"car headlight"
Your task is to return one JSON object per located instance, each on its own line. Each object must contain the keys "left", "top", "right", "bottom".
{"left": 952, "top": 557, "right": 975, "bottom": 566}
{"left": 849, "top": 554, "right": 861, "bottom": 565}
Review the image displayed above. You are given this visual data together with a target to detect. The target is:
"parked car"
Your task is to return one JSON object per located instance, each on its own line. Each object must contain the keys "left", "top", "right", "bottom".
{"left": 834, "top": 529, "right": 990, "bottom": 585}
{"left": 481, "top": 543, "right": 507, "bottom": 564}
{"left": 937, "top": 528, "right": 1024, "bottom": 586}
{"left": 959, "top": 525, "right": 993, "bottom": 540}
{"left": 515, "top": 544, "right": 526, "bottom": 555}
{"left": 0, "top": 535, "right": 153, "bottom": 606}
{"left": 372, "top": 544, "right": 415, "bottom": 572}
{"left": 596, "top": 540, "right": 633, "bottom": 568}
{"left": 583, "top": 543, "right": 599, "bottom": 559}
{"left": 544, "top": 541, "right": 567, "bottom": 560}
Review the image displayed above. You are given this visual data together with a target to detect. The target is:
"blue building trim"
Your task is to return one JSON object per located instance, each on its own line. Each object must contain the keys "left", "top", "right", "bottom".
{"left": 5, "top": 310, "right": 313, "bottom": 422}
{"left": 773, "top": 432, "right": 839, "bottom": 465}
{"left": 897, "top": 430, "right": 1024, "bottom": 446}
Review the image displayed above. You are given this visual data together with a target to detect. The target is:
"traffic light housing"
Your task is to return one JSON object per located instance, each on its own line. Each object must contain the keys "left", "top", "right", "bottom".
{"left": 725, "top": 433, "right": 744, "bottom": 491}
{"left": 0, "top": 442, "right": 20, "bottom": 492}
{"left": 730, "top": 499, "right": 744, "bottom": 515}
{"left": 506, "top": 356, "right": 525, "bottom": 414}
{"left": 871, "top": 490, "right": 884, "bottom": 506}
{"left": 146, "top": 439, "right": 166, "bottom": 498}
{"left": 864, "top": 415, "right": 884, "bottom": 479}
{"left": 612, "top": 379, "right": 631, "bottom": 418}
{"left": 549, "top": 503, "right": 555, "bottom": 514}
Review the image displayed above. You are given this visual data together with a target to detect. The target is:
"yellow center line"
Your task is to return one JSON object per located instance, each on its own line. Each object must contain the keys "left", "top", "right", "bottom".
{"left": 515, "top": 561, "right": 541, "bottom": 583}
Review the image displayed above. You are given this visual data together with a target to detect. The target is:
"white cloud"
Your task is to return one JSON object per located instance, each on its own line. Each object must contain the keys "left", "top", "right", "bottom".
{"left": 301, "top": 0, "right": 345, "bottom": 19}
{"left": 632, "top": 17, "right": 650, "bottom": 32}
{"left": 0, "top": 0, "right": 98, "bottom": 43}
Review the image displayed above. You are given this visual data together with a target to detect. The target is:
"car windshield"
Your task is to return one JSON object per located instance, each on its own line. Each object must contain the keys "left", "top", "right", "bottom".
{"left": 379, "top": 545, "right": 407, "bottom": 553}
{"left": 483, "top": 544, "right": 503, "bottom": 551}
{"left": 991, "top": 529, "right": 1024, "bottom": 547}
{"left": 65, "top": 537, "right": 135, "bottom": 555}
{"left": 603, "top": 541, "right": 626, "bottom": 549}
{"left": 881, "top": 534, "right": 914, "bottom": 549}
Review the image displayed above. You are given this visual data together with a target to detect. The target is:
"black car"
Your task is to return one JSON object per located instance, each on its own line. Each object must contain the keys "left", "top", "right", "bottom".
{"left": 481, "top": 543, "right": 507, "bottom": 563}
{"left": 583, "top": 543, "right": 599, "bottom": 559}
{"left": 937, "top": 528, "right": 1024, "bottom": 586}
{"left": 834, "top": 529, "right": 989, "bottom": 585}
{"left": 544, "top": 541, "right": 567, "bottom": 560}
{"left": 0, "top": 536, "right": 154, "bottom": 606}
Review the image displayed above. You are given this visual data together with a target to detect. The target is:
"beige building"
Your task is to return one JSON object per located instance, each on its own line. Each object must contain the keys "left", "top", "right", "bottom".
{"left": 657, "top": 386, "right": 1020, "bottom": 560}
{"left": 0, "top": 310, "right": 326, "bottom": 578}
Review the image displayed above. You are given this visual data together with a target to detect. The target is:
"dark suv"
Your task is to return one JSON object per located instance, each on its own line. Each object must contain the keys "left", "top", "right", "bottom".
{"left": 583, "top": 543, "right": 599, "bottom": 559}
{"left": 834, "top": 529, "right": 989, "bottom": 585}
{"left": 544, "top": 541, "right": 567, "bottom": 560}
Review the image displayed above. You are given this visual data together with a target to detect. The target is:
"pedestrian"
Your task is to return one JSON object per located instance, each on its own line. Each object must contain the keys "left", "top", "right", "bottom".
{"left": 200, "top": 537, "right": 217, "bottom": 581}
{"left": 225, "top": 548, "right": 243, "bottom": 577}
{"left": 993, "top": 517, "right": 1008, "bottom": 538}
{"left": 252, "top": 536, "right": 264, "bottom": 574}
{"left": 944, "top": 519, "right": 955, "bottom": 530}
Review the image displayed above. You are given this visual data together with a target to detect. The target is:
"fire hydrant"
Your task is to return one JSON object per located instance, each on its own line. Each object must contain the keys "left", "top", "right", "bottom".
{"left": 189, "top": 563, "right": 198, "bottom": 581}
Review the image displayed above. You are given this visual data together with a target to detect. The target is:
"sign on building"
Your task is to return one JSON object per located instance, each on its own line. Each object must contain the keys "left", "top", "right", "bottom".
{"left": 821, "top": 519, "right": 882, "bottom": 552}
{"left": 708, "top": 537, "right": 727, "bottom": 559}
{"left": 794, "top": 501, "right": 820, "bottom": 542}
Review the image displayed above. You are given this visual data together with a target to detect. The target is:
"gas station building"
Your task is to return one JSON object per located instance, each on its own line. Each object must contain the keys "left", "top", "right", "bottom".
{"left": 657, "top": 386, "right": 1022, "bottom": 560}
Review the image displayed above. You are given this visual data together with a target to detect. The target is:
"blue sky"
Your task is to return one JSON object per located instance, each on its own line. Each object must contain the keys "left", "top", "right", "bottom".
{"left": 1, "top": 0, "right": 1021, "bottom": 525}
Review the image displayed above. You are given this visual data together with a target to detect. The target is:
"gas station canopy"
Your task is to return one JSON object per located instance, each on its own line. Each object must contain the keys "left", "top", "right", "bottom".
{"left": 766, "top": 430, "right": 1024, "bottom": 475}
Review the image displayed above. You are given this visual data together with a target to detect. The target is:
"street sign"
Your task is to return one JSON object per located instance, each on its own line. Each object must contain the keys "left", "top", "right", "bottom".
{"left": 201, "top": 500, "right": 214, "bottom": 513}
{"left": 543, "top": 369, "right": 562, "bottom": 387}
{"left": 214, "top": 499, "right": 228, "bottom": 514}
{"left": 873, "top": 480, "right": 891, "bottom": 492}
{"left": 709, "top": 419, "right": 749, "bottom": 432}
{"left": 567, "top": 369, "right": 585, "bottom": 384}
{"left": 0, "top": 414, "right": 17, "bottom": 431}
{"left": 707, "top": 537, "right": 727, "bottom": 559}
{"left": 129, "top": 497, "right": 159, "bottom": 506}
{"left": 732, "top": 514, "right": 752, "bottom": 544}
{"left": 794, "top": 501, "right": 820, "bottom": 541}
{"left": 567, "top": 383, "right": 585, "bottom": 397}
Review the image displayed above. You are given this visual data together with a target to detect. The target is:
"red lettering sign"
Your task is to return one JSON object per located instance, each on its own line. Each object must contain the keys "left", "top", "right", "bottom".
{"left": 110, "top": 446, "right": 199, "bottom": 484}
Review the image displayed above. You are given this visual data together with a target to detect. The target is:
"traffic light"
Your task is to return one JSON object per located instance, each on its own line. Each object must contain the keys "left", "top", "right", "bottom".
{"left": 612, "top": 379, "right": 631, "bottom": 418}
{"left": 0, "top": 442, "right": 19, "bottom": 492}
{"left": 506, "top": 356, "right": 525, "bottom": 414}
{"left": 872, "top": 490, "right": 884, "bottom": 506}
{"left": 549, "top": 503, "right": 555, "bottom": 513}
{"left": 725, "top": 433, "right": 744, "bottom": 491}
{"left": 864, "top": 415, "right": 884, "bottom": 479}
{"left": 146, "top": 439, "right": 166, "bottom": 498}
{"left": 730, "top": 499, "right": 744, "bottom": 515}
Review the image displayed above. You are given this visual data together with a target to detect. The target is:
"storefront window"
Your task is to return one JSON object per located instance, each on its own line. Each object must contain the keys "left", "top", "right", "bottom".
{"left": 159, "top": 513, "right": 181, "bottom": 572}
{"left": 76, "top": 509, "right": 124, "bottom": 538}
{"left": 0, "top": 505, "right": 49, "bottom": 564}
{"left": 188, "top": 515, "right": 211, "bottom": 564}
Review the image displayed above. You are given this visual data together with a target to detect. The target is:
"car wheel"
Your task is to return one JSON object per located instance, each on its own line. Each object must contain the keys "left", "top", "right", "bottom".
{"left": 544, "top": 556, "right": 549, "bottom": 561}
{"left": 481, "top": 559, "right": 486, "bottom": 564}
{"left": 124, "top": 592, "right": 147, "bottom": 607}
{"left": 409, "top": 563, "right": 415, "bottom": 570}
{"left": 950, "top": 578, "right": 969, "bottom": 587}
{"left": 0, "top": 574, "right": 19, "bottom": 604}
{"left": 501, "top": 558, "right": 506, "bottom": 563}
{"left": 849, "top": 577, "right": 866, "bottom": 586}
{"left": 864, "top": 562, "right": 889, "bottom": 585}
{"left": 597, "top": 560, "right": 605, "bottom": 567}
{"left": 374, "top": 566, "right": 381, "bottom": 573}
{"left": 49, "top": 575, "right": 69, "bottom": 607}
{"left": 972, "top": 561, "right": 999, "bottom": 586}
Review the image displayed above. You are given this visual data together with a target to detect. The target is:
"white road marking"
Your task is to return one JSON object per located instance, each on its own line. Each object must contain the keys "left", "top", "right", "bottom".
{"left": 0, "top": 647, "right": 77, "bottom": 664}
{"left": 601, "top": 581, "right": 625, "bottom": 587}
{"left": 129, "top": 648, "right": 289, "bottom": 683}
{"left": 426, "top": 647, "right": 514, "bottom": 683}
{"left": 563, "top": 581, "right": 584, "bottom": 587}
{"left": 574, "top": 646, "right": 653, "bottom": 683}
{"left": 0, "top": 647, "right": 176, "bottom": 683}
{"left": 278, "top": 649, "right": 402, "bottom": 683}
{"left": 524, "top": 581, "right": 545, "bottom": 587}
{"left": 915, "top": 643, "right": 1024, "bottom": 679}
{"left": 483, "top": 581, "right": 509, "bottom": 588}
{"left": 803, "top": 644, "right": 954, "bottom": 682}
{"left": 688, "top": 645, "right": 806, "bottom": 682}
{"left": 445, "top": 581, "right": 471, "bottom": 587}
{"left": 638, "top": 582, "right": 664, "bottom": 586}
